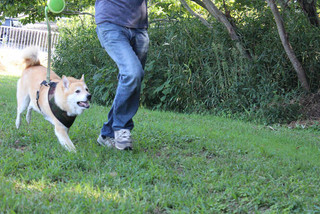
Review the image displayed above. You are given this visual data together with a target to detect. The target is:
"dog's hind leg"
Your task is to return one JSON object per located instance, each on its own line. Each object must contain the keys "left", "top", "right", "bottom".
{"left": 16, "top": 79, "right": 30, "bottom": 129}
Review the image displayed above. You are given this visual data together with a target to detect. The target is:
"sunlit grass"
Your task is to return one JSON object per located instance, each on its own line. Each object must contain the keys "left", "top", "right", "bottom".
{"left": 1, "top": 74, "right": 320, "bottom": 213}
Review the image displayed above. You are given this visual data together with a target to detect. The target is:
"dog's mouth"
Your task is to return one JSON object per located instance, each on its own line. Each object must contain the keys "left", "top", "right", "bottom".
{"left": 77, "top": 101, "right": 90, "bottom": 109}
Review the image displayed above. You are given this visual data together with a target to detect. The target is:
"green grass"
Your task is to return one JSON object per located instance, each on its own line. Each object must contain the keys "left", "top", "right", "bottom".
{"left": 1, "top": 74, "right": 320, "bottom": 213}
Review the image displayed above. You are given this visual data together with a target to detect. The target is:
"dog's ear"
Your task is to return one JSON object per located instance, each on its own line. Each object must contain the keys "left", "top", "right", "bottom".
{"left": 80, "top": 74, "right": 84, "bottom": 82}
{"left": 62, "top": 75, "right": 70, "bottom": 89}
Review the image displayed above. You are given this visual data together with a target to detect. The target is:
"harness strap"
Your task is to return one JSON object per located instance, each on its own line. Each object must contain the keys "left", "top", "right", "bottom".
{"left": 36, "top": 80, "right": 49, "bottom": 112}
{"left": 48, "top": 82, "right": 77, "bottom": 128}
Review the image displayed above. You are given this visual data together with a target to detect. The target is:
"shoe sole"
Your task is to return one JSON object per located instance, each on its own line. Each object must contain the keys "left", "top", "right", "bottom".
{"left": 115, "top": 143, "right": 133, "bottom": 150}
{"left": 97, "top": 138, "right": 105, "bottom": 146}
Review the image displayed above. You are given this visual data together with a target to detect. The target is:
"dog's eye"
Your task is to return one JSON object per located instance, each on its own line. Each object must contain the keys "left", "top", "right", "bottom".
{"left": 75, "top": 90, "right": 81, "bottom": 93}
{"left": 85, "top": 88, "right": 89, "bottom": 92}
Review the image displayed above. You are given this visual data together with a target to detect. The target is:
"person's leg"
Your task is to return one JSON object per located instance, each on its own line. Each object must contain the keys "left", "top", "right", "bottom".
{"left": 96, "top": 22, "right": 149, "bottom": 143}
{"left": 131, "top": 28, "right": 149, "bottom": 69}
{"left": 100, "top": 104, "right": 115, "bottom": 138}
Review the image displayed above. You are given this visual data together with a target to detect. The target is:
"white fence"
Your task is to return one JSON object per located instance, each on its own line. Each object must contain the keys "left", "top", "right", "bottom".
{"left": 0, "top": 26, "right": 60, "bottom": 52}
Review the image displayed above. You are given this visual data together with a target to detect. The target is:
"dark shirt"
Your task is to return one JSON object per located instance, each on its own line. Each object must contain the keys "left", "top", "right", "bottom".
{"left": 95, "top": 0, "right": 148, "bottom": 29}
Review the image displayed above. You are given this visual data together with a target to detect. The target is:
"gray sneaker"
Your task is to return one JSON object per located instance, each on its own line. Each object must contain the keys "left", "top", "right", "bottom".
{"left": 97, "top": 134, "right": 115, "bottom": 147}
{"left": 114, "top": 129, "right": 133, "bottom": 150}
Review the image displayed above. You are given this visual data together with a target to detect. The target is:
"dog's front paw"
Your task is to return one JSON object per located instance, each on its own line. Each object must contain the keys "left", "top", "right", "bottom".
{"left": 15, "top": 118, "right": 21, "bottom": 129}
{"left": 63, "top": 143, "right": 77, "bottom": 153}
{"left": 67, "top": 147, "right": 77, "bottom": 153}
{"left": 26, "top": 108, "right": 32, "bottom": 124}
{"left": 54, "top": 126, "right": 77, "bottom": 153}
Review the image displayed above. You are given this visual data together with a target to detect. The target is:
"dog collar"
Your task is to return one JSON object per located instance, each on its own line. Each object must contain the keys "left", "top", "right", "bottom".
{"left": 48, "top": 82, "right": 76, "bottom": 128}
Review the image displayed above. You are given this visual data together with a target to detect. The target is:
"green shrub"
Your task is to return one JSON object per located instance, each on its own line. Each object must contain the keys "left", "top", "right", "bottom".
{"left": 53, "top": 13, "right": 320, "bottom": 124}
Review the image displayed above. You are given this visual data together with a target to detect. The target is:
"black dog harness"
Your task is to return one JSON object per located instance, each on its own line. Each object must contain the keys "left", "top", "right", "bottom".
{"left": 36, "top": 81, "right": 76, "bottom": 128}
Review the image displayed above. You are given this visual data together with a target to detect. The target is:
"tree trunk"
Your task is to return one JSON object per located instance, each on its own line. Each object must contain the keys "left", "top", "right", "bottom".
{"left": 267, "top": 0, "right": 310, "bottom": 92}
{"left": 190, "top": 0, "right": 207, "bottom": 10}
{"left": 190, "top": 0, "right": 252, "bottom": 59}
{"left": 180, "top": 0, "right": 212, "bottom": 29}
{"left": 298, "top": 0, "right": 320, "bottom": 27}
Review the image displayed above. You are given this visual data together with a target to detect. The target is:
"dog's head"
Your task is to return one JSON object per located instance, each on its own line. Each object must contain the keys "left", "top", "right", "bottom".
{"left": 55, "top": 75, "right": 91, "bottom": 116}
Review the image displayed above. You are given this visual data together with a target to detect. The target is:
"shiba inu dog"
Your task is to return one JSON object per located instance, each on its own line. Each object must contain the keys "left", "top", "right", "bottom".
{"left": 15, "top": 47, "right": 91, "bottom": 152}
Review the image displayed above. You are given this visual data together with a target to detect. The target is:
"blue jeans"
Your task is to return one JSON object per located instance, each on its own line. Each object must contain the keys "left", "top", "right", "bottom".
{"left": 96, "top": 22, "right": 149, "bottom": 138}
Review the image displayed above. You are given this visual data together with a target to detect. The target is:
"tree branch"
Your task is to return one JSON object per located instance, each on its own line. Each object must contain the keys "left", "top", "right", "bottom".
{"left": 267, "top": 0, "right": 310, "bottom": 91}
{"left": 62, "top": 10, "right": 95, "bottom": 17}
{"left": 190, "top": 0, "right": 207, "bottom": 10}
{"left": 298, "top": 0, "right": 320, "bottom": 27}
{"left": 201, "top": 0, "right": 252, "bottom": 59}
{"left": 180, "top": 0, "right": 212, "bottom": 29}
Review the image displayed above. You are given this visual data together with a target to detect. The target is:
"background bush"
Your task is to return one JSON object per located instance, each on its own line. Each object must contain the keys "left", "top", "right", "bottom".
{"left": 53, "top": 11, "right": 320, "bottom": 124}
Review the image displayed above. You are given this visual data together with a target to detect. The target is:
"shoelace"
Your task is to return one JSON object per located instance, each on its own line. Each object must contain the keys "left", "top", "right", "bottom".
{"left": 117, "top": 130, "right": 131, "bottom": 140}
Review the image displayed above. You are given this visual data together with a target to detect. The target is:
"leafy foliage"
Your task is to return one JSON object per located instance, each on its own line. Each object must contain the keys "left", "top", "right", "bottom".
{"left": 50, "top": 0, "right": 320, "bottom": 123}
{"left": 0, "top": 0, "right": 94, "bottom": 24}
{"left": 52, "top": 12, "right": 320, "bottom": 123}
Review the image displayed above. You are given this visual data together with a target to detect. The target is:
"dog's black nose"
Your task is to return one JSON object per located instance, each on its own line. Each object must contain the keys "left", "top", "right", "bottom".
{"left": 87, "top": 94, "right": 92, "bottom": 101}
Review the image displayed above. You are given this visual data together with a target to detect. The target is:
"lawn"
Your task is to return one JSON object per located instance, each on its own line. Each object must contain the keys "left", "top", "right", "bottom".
{"left": 0, "top": 74, "right": 320, "bottom": 213}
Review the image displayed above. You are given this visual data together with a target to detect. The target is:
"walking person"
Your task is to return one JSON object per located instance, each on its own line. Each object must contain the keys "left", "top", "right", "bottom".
{"left": 95, "top": 0, "right": 149, "bottom": 150}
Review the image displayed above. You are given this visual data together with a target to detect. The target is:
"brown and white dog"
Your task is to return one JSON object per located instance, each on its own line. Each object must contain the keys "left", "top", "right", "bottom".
{"left": 15, "top": 47, "right": 91, "bottom": 152}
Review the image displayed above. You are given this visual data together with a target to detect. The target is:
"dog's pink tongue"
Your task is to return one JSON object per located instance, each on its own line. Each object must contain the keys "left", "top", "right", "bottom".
{"left": 78, "top": 101, "right": 90, "bottom": 108}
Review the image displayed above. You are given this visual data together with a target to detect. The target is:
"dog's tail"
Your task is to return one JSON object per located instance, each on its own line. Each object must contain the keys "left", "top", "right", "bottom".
{"left": 22, "top": 46, "right": 41, "bottom": 69}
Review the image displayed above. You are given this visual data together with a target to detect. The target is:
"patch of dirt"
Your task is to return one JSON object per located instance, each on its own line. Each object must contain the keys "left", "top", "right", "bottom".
{"left": 13, "top": 140, "right": 28, "bottom": 153}
{"left": 288, "top": 91, "right": 320, "bottom": 128}
{"left": 301, "top": 91, "right": 320, "bottom": 119}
